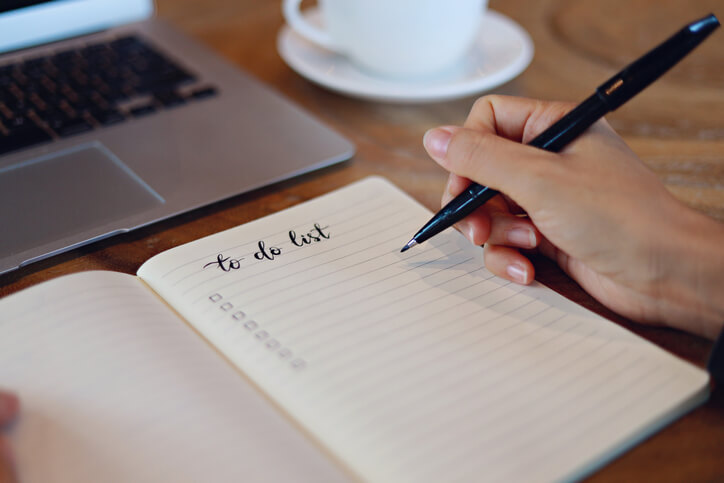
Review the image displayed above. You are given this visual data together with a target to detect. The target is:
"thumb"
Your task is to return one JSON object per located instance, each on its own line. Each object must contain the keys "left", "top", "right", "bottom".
{"left": 424, "top": 126, "right": 555, "bottom": 206}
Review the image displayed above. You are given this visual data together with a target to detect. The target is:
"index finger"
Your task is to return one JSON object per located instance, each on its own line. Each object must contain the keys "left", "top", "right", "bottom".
{"left": 464, "top": 95, "right": 576, "bottom": 144}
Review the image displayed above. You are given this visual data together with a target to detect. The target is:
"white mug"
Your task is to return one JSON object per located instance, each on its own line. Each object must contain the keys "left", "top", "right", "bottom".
{"left": 282, "top": 0, "right": 487, "bottom": 78}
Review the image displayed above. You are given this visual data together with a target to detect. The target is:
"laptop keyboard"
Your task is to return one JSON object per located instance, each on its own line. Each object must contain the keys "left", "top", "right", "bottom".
{"left": 0, "top": 35, "right": 217, "bottom": 156}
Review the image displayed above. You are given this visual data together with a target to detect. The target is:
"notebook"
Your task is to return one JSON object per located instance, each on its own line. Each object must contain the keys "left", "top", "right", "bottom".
{"left": 0, "top": 177, "right": 709, "bottom": 482}
{"left": 0, "top": 0, "right": 353, "bottom": 275}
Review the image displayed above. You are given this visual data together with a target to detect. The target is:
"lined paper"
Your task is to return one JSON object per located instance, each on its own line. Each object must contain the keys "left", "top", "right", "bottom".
{"left": 0, "top": 271, "right": 348, "bottom": 483}
{"left": 139, "top": 177, "right": 709, "bottom": 483}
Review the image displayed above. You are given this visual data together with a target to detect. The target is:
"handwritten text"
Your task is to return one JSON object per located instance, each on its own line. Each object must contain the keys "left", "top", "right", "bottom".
{"left": 203, "top": 222, "right": 332, "bottom": 272}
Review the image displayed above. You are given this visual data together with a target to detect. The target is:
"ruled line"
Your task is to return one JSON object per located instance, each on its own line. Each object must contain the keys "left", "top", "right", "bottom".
{"left": 313, "top": 301, "right": 556, "bottom": 409}
{"left": 483, "top": 364, "right": 672, "bottom": 482}
{"left": 356, "top": 326, "right": 610, "bottom": 454}
{"left": 305, "top": 280, "right": 528, "bottom": 387}
{"left": 246, "top": 239, "right": 453, "bottom": 314}
{"left": 266, "top": 250, "right": 470, "bottom": 336}
{"left": 447, "top": 360, "right": 662, "bottom": 482}
{"left": 330, "top": 302, "right": 563, "bottom": 421}
{"left": 276, "top": 256, "right": 479, "bottom": 345}
{"left": 398, "top": 348, "right": 642, "bottom": 476}
{"left": 357, "top": 334, "right": 614, "bottom": 473}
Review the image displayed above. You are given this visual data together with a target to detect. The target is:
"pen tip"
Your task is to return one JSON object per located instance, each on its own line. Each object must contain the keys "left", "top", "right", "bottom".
{"left": 400, "top": 239, "right": 417, "bottom": 253}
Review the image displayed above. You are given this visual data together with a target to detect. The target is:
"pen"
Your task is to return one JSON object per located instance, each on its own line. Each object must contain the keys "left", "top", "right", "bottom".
{"left": 401, "top": 13, "right": 720, "bottom": 253}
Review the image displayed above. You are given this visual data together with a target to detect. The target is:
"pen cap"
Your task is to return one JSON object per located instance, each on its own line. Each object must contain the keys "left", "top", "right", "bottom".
{"left": 597, "top": 13, "right": 720, "bottom": 110}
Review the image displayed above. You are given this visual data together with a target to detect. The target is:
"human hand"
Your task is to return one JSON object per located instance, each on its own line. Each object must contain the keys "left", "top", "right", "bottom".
{"left": 423, "top": 95, "right": 724, "bottom": 339}
{"left": 0, "top": 391, "right": 18, "bottom": 483}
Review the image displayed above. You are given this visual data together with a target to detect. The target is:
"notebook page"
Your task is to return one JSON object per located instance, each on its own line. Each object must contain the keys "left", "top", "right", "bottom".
{"left": 138, "top": 177, "right": 709, "bottom": 483}
{"left": 0, "top": 271, "right": 348, "bottom": 483}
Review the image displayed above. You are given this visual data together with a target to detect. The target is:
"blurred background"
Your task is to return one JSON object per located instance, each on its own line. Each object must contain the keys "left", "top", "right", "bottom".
{"left": 158, "top": 0, "right": 724, "bottom": 221}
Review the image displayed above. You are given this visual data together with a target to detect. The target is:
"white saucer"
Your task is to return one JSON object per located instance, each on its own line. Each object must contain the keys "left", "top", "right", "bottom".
{"left": 277, "top": 9, "right": 534, "bottom": 104}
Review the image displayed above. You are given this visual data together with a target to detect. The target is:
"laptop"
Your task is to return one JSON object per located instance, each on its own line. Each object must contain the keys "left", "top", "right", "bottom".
{"left": 0, "top": 0, "right": 354, "bottom": 276}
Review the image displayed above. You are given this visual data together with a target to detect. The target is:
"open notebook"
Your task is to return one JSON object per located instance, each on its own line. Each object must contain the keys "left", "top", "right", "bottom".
{"left": 0, "top": 177, "right": 709, "bottom": 482}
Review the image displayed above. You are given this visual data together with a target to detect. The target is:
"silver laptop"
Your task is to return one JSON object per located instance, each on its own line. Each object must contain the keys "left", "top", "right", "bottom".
{"left": 0, "top": 0, "right": 354, "bottom": 275}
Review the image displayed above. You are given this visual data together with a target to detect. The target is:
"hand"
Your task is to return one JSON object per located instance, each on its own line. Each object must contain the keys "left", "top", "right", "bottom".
{"left": 0, "top": 391, "right": 18, "bottom": 483}
{"left": 423, "top": 95, "right": 724, "bottom": 340}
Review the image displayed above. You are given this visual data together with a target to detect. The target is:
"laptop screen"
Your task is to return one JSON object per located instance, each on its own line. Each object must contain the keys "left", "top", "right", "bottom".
{"left": 0, "top": 1, "right": 58, "bottom": 14}
{"left": 0, "top": 0, "right": 152, "bottom": 53}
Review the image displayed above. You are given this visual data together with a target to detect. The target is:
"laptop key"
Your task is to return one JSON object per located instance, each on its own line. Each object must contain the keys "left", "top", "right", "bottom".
{"left": 56, "top": 117, "right": 93, "bottom": 137}
{"left": 21, "top": 60, "right": 46, "bottom": 80}
{"left": 0, "top": 124, "right": 52, "bottom": 155}
{"left": 129, "top": 104, "right": 156, "bottom": 117}
{"left": 45, "top": 111, "right": 92, "bottom": 137}
{"left": 91, "top": 108, "right": 125, "bottom": 126}
{"left": 6, "top": 114, "right": 33, "bottom": 130}
{"left": 3, "top": 94, "right": 29, "bottom": 115}
{"left": 189, "top": 86, "right": 218, "bottom": 100}
{"left": 153, "top": 90, "right": 185, "bottom": 108}
{"left": 103, "top": 86, "right": 129, "bottom": 103}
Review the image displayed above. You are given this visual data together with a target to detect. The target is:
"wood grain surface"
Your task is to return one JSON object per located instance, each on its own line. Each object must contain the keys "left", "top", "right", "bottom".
{"left": 1, "top": 0, "right": 722, "bottom": 480}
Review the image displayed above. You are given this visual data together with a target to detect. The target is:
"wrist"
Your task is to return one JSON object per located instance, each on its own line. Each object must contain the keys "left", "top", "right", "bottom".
{"left": 656, "top": 202, "right": 724, "bottom": 339}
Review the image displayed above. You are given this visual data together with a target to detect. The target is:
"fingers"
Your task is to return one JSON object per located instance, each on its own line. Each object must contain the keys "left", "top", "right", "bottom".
{"left": 500, "top": 193, "right": 526, "bottom": 215}
{"left": 424, "top": 94, "right": 596, "bottom": 288}
{"left": 0, "top": 393, "right": 18, "bottom": 427}
{"left": 463, "top": 95, "right": 576, "bottom": 144}
{"left": 424, "top": 95, "right": 582, "bottom": 205}
{"left": 442, "top": 173, "right": 494, "bottom": 245}
{"left": 442, "top": 173, "right": 541, "bottom": 249}
{"left": 453, "top": 204, "right": 539, "bottom": 249}
{"left": 484, "top": 244, "right": 535, "bottom": 285}
{"left": 440, "top": 168, "right": 539, "bottom": 286}
{"left": 426, "top": 126, "right": 555, "bottom": 210}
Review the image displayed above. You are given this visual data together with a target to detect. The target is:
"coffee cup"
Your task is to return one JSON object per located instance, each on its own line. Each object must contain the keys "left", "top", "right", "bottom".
{"left": 282, "top": 0, "right": 487, "bottom": 78}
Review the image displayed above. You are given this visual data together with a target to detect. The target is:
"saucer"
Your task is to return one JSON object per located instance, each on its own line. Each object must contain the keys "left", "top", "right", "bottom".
{"left": 277, "top": 9, "right": 534, "bottom": 103}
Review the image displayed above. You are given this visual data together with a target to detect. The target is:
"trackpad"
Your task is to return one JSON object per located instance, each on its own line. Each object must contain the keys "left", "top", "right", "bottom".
{"left": 1, "top": 143, "right": 164, "bottom": 256}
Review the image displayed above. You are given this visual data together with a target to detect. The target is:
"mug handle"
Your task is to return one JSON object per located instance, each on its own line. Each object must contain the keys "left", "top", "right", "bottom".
{"left": 282, "top": 0, "right": 336, "bottom": 50}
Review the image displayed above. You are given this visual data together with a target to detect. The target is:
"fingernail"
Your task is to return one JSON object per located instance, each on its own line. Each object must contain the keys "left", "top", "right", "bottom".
{"left": 441, "top": 188, "right": 451, "bottom": 206}
{"left": 445, "top": 178, "right": 453, "bottom": 196}
{"left": 467, "top": 224, "right": 477, "bottom": 245}
{"left": 456, "top": 220, "right": 471, "bottom": 241}
{"left": 506, "top": 228, "right": 536, "bottom": 248}
{"left": 506, "top": 263, "right": 528, "bottom": 284}
{"left": 423, "top": 128, "right": 453, "bottom": 158}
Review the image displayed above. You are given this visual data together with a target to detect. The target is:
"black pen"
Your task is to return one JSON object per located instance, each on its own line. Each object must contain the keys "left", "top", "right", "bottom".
{"left": 401, "top": 13, "right": 720, "bottom": 253}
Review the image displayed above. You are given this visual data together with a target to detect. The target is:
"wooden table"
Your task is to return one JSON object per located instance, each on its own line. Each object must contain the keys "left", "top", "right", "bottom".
{"left": 1, "top": 0, "right": 722, "bottom": 480}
